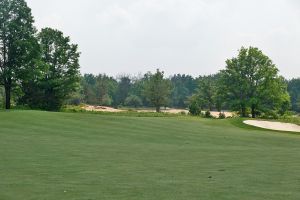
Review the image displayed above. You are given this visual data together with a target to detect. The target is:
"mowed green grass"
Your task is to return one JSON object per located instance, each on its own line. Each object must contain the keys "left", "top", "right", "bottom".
{"left": 1, "top": 111, "right": 300, "bottom": 200}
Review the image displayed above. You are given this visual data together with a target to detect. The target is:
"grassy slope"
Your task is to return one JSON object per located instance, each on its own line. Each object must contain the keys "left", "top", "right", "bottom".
{"left": 0, "top": 111, "right": 300, "bottom": 200}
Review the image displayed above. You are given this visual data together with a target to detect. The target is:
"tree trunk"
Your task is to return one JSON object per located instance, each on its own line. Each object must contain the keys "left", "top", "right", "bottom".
{"left": 241, "top": 105, "right": 246, "bottom": 117}
{"left": 5, "top": 84, "right": 11, "bottom": 110}
{"left": 251, "top": 105, "right": 256, "bottom": 118}
{"left": 209, "top": 104, "right": 213, "bottom": 111}
{"left": 156, "top": 106, "right": 160, "bottom": 113}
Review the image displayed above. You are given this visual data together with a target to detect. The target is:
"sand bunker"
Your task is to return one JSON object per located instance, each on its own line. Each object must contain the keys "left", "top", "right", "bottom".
{"left": 244, "top": 120, "right": 300, "bottom": 133}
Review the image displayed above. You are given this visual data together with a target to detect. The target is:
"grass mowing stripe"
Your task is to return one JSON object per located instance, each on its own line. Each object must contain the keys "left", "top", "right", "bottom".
{"left": 0, "top": 110, "right": 300, "bottom": 200}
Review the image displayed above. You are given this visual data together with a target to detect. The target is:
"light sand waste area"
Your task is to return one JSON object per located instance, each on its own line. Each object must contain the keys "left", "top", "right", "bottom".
{"left": 82, "top": 105, "right": 234, "bottom": 118}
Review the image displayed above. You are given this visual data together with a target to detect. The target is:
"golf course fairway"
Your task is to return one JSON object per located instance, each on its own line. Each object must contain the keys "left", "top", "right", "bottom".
{"left": 0, "top": 111, "right": 300, "bottom": 200}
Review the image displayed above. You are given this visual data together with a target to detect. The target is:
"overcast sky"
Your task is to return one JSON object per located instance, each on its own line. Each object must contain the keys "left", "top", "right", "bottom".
{"left": 26, "top": 0, "right": 300, "bottom": 79}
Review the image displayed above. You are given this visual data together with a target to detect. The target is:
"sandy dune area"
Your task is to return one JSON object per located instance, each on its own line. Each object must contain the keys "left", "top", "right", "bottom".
{"left": 82, "top": 105, "right": 234, "bottom": 118}
{"left": 137, "top": 109, "right": 189, "bottom": 114}
{"left": 83, "top": 105, "right": 125, "bottom": 112}
{"left": 244, "top": 120, "right": 300, "bottom": 133}
{"left": 208, "top": 111, "right": 234, "bottom": 118}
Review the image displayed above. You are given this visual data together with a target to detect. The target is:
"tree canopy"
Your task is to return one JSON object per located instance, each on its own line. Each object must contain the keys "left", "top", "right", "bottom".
{"left": 288, "top": 78, "right": 300, "bottom": 113}
{"left": 220, "top": 47, "right": 290, "bottom": 118}
{"left": 143, "top": 69, "right": 171, "bottom": 112}
{"left": 21, "top": 28, "right": 80, "bottom": 111}
{"left": 0, "top": 0, "right": 38, "bottom": 109}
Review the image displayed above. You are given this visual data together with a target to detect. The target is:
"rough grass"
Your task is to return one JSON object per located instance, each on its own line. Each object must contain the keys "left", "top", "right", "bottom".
{"left": 1, "top": 110, "right": 300, "bottom": 200}
{"left": 279, "top": 115, "right": 300, "bottom": 125}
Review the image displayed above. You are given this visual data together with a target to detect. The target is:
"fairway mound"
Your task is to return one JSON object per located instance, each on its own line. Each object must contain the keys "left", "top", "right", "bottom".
{"left": 244, "top": 120, "right": 300, "bottom": 133}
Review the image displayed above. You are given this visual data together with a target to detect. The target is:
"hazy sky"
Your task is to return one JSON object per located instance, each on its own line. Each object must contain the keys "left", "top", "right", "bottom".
{"left": 26, "top": 0, "right": 300, "bottom": 78}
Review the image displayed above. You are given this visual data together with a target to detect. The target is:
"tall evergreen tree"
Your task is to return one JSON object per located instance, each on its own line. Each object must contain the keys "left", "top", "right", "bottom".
{"left": 115, "top": 75, "right": 131, "bottom": 106}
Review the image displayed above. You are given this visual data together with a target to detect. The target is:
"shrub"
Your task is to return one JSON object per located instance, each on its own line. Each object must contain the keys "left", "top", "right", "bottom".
{"left": 189, "top": 101, "right": 201, "bottom": 116}
{"left": 219, "top": 112, "right": 226, "bottom": 119}
{"left": 205, "top": 110, "right": 212, "bottom": 118}
{"left": 180, "top": 111, "right": 187, "bottom": 115}
{"left": 125, "top": 95, "right": 143, "bottom": 108}
{"left": 260, "top": 110, "right": 279, "bottom": 119}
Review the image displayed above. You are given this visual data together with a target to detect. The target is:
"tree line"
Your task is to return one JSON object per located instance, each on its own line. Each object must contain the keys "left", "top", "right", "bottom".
{"left": 74, "top": 71, "right": 197, "bottom": 112}
{"left": 1, "top": 0, "right": 299, "bottom": 118}
{"left": 73, "top": 58, "right": 299, "bottom": 118}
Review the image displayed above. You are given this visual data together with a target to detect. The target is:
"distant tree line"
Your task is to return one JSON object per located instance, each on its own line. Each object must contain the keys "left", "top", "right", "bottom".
{"left": 70, "top": 47, "right": 299, "bottom": 118}
{"left": 1, "top": 0, "right": 299, "bottom": 117}
{"left": 76, "top": 70, "right": 197, "bottom": 112}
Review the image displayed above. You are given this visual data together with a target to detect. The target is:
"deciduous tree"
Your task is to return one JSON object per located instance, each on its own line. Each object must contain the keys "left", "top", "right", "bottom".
{"left": 22, "top": 28, "right": 80, "bottom": 111}
{"left": 143, "top": 69, "right": 171, "bottom": 112}
{"left": 220, "top": 47, "right": 290, "bottom": 118}
{"left": 0, "top": 0, "right": 38, "bottom": 109}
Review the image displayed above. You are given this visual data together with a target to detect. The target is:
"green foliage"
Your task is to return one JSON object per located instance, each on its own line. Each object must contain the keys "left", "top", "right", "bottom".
{"left": 204, "top": 110, "right": 213, "bottom": 118}
{"left": 125, "top": 95, "right": 142, "bottom": 108}
{"left": 188, "top": 97, "right": 201, "bottom": 116}
{"left": 20, "top": 28, "right": 80, "bottom": 111}
{"left": 0, "top": 0, "right": 38, "bottom": 109}
{"left": 115, "top": 75, "right": 131, "bottom": 106}
{"left": 195, "top": 75, "right": 219, "bottom": 111}
{"left": 142, "top": 69, "right": 171, "bottom": 112}
{"left": 260, "top": 110, "right": 280, "bottom": 119}
{"left": 81, "top": 74, "right": 117, "bottom": 106}
{"left": 288, "top": 78, "right": 300, "bottom": 113}
{"left": 170, "top": 74, "right": 197, "bottom": 108}
{"left": 66, "top": 82, "right": 84, "bottom": 106}
{"left": 0, "top": 86, "right": 4, "bottom": 108}
{"left": 95, "top": 74, "right": 116, "bottom": 106}
{"left": 128, "top": 75, "right": 147, "bottom": 106}
{"left": 220, "top": 46, "right": 291, "bottom": 118}
{"left": 219, "top": 112, "right": 226, "bottom": 119}
{"left": 278, "top": 115, "right": 300, "bottom": 126}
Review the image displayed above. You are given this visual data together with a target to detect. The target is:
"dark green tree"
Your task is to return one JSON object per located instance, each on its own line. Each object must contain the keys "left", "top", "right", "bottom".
{"left": 95, "top": 74, "right": 117, "bottom": 106}
{"left": 22, "top": 28, "right": 80, "bottom": 111}
{"left": 0, "top": 0, "right": 38, "bottom": 109}
{"left": 125, "top": 95, "right": 142, "bottom": 108}
{"left": 220, "top": 47, "right": 290, "bottom": 118}
{"left": 143, "top": 69, "right": 171, "bottom": 112}
{"left": 82, "top": 74, "right": 97, "bottom": 104}
{"left": 129, "top": 74, "right": 149, "bottom": 107}
{"left": 196, "top": 75, "right": 217, "bottom": 111}
{"left": 188, "top": 95, "right": 201, "bottom": 116}
{"left": 81, "top": 74, "right": 117, "bottom": 106}
{"left": 288, "top": 78, "right": 300, "bottom": 113}
{"left": 170, "top": 74, "right": 196, "bottom": 108}
{"left": 115, "top": 75, "right": 131, "bottom": 106}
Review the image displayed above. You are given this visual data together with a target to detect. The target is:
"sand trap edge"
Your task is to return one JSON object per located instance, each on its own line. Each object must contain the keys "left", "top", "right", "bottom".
{"left": 243, "top": 120, "right": 300, "bottom": 133}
